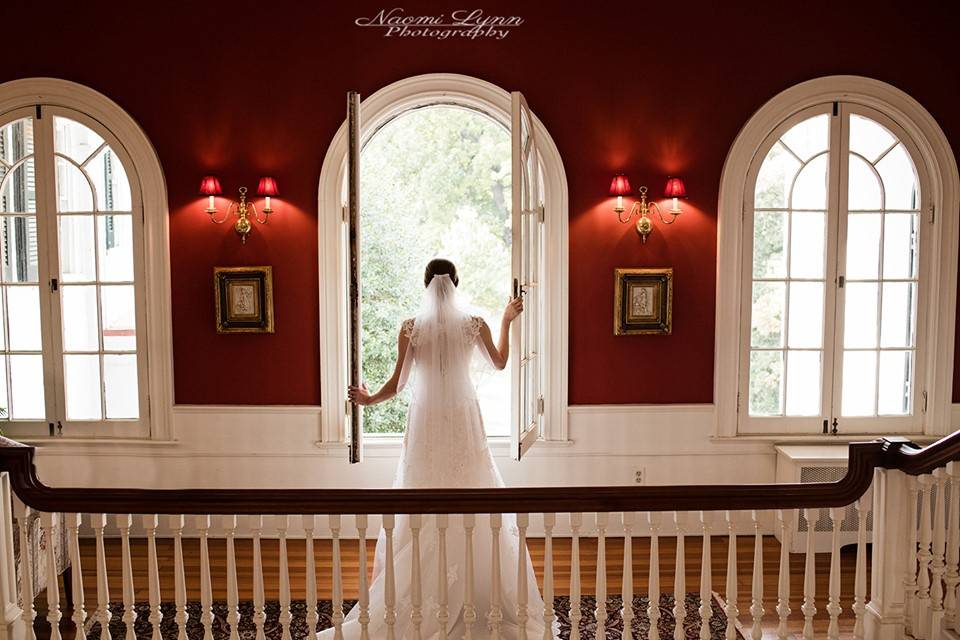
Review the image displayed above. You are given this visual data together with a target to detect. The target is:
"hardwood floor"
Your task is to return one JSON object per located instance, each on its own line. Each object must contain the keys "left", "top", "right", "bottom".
{"left": 33, "top": 535, "right": 866, "bottom": 639}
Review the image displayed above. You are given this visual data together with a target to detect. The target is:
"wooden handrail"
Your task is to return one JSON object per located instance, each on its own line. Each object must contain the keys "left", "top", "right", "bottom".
{"left": 0, "top": 433, "right": 951, "bottom": 515}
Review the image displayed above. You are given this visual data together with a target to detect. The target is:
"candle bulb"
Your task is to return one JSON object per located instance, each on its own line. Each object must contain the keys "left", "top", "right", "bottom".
{"left": 257, "top": 176, "right": 279, "bottom": 215}
{"left": 199, "top": 175, "right": 222, "bottom": 215}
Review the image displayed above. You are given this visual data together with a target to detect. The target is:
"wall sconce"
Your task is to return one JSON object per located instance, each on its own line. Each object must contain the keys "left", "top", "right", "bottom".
{"left": 199, "top": 175, "right": 280, "bottom": 244}
{"left": 609, "top": 174, "right": 687, "bottom": 243}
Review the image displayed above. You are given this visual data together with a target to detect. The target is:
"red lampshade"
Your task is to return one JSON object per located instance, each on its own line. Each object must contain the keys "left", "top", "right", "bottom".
{"left": 256, "top": 176, "right": 280, "bottom": 197}
{"left": 199, "top": 175, "right": 222, "bottom": 196}
{"left": 609, "top": 173, "right": 633, "bottom": 197}
{"left": 663, "top": 176, "right": 687, "bottom": 198}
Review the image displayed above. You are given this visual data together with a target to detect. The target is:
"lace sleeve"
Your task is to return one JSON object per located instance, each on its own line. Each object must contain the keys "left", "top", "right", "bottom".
{"left": 401, "top": 318, "right": 416, "bottom": 339}
{"left": 465, "top": 315, "right": 484, "bottom": 342}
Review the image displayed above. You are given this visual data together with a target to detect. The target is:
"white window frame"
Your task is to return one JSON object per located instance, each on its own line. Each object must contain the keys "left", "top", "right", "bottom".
{"left": 316, "top": 73, "right": 569, "bottom": 447}
{"left": 715, "top": 75, "right": 960, "bottom": 438}
{"left": 0, "top": 78, "right": 174, "bottom": 442}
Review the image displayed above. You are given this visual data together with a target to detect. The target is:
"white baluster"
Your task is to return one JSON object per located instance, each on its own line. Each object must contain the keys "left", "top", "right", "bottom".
{"left": 330, "top": 514, "right": 345, "bottom": 639}
{"left": 905, "top": 476, "right": 920, "bottom": 636}
{"left": 276, "top": 515, "right": 292, "bottom": 640}
{"left": 827, "top": 507, "right": 842, "bottom": 640}
{"left": 303, "top": 516, "right": 319, "bottom": 638}
{"left": 570, "top": 512, "right": 583, "bottom": 640}
{"left": 596, "top": 512, "right": 608, "bottom": 632}
{"left": 775, "top": 510, "right": 793, "bottom": 640}
{"left": 410, "top": 514, "right": 424, "bottom": 640}
{"left": 437, "top": 514, "right": 450, "bottom": 639}
{"left": 542, "top": 513, "right": 556, "bottom": 640}
{"left": 41, "top": 513, "right": 62, "bottom": 640}
{"left": 169, "top": 515, "right": 188, "bottom": 640}
{"left": 90, "top": 513, "right": 112, "bottom": 640}
{"left": 647, "top": 512, "right": 661, "bottom": 640}
{"left": 356, "top": 514, "right": 371, "bottom": 640}
{"left": 489, "top": 513, "right": 503, "bottom": 639}
{"left": 853, "top": 498, "right": 868, "bottom": 640}
{"left": 673, "top": 512, "right": 687, "bottom": 640}
{"left": 116, "top": 515, "right": 135, "bottom": 640}
{"left": 65, "top": 514, "right": 87, "bottom": 640}
{"left": 724, "top": 511, "right": 738, "bottom": 640}
{"left": 250, "top": 515, "right": 266, "bottom": 640}
{"left": 383, "top": 514, "right": 397, "bottom": 640}
{"left": 223, "top": 515, "right": 240, "bottom": 640}
{"left": 932, "top": 468, "right": 948, "bottom": 640}
{"left": 699, "top": 511, "right": 713, "bottom": 640}
{"left": 15, "top": 501, "right": 36, "bottom": 640}
{"left": 196, "top": 515, "right": 214, "bottom": 640}
{"left": 749, "top": 510, "right": 764, "bottom": 640}
{"left": 918, "top": 474, "right": 934, "bottom": 640}
{"left": 621, "top": 512, "right": 635, "bottom": 640}
{"left": 463, "top": 514, "right": 476, "bottom": 640}
{"left": 143, "top": 515, "right": 163, "bottom": 640}
{"left": 517, "top": 513, "right": 530, "bottom": 640}
{"left": 801, "top": 508, "right": 817, "bottom": 640}
{"left": 945, "top": 462, "right": 960, "bottom": 632}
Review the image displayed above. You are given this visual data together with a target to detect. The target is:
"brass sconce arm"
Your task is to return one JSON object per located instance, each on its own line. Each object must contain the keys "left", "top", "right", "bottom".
{"left": 622, "top": 186, "right": 682, "bottom": 243}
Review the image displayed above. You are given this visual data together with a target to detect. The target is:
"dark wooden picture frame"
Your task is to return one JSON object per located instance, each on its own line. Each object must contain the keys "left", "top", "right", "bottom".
{"left": 614, "top": 268, "right": 673, "bottom": 335}
{"left": 214, "top": 266, "right": 275, "bottom": 334}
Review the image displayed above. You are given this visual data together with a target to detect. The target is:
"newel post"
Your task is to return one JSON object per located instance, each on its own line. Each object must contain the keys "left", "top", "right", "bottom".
{"left": 866, "top": 467, "right": 911, "bottom": 640}
{"left": 0, "top": 472, "right": 22, "bottom": 640}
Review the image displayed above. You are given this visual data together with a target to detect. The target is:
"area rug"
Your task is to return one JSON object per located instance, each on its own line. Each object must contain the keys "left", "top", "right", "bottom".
{"left": 82, "top": 593, "right": 740, "bottom": 640}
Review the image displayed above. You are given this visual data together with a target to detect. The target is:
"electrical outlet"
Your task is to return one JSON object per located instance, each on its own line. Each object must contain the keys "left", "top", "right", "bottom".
{"left": 634, "top": 468, "right": 645, "bottom": 485}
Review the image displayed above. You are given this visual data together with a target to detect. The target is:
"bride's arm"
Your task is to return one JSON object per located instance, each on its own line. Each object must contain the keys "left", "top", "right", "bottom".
{"left": 348, "top": 326, "right": 411, "bottom": 406}
{"left": 478, "top": 297, "right": 524, "bottom": 370}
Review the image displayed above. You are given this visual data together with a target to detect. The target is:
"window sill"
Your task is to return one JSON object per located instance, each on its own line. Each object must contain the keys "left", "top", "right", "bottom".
{"left": 314, "top": 436, "right": 573, "bottom": 457}
{"left": 710, "top": 433, "right": 939, "bottom": 445}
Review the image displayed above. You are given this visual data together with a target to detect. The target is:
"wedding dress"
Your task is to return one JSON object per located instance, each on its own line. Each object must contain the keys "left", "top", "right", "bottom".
{"left": 320, "top": 274, "right": 554, "bottom": 639}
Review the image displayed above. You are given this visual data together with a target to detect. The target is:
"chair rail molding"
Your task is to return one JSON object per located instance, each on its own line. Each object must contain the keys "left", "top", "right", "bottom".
{"left": 714, "top": 75, "right": 960, "bottom": 438}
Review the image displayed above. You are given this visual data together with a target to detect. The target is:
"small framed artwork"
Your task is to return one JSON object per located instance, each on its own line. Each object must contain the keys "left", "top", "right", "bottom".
{"left": 614, "top": 268, "right": 673, "bottom": 335}
{"left": 214, "top": 266, "right": 275, "bottom": 334}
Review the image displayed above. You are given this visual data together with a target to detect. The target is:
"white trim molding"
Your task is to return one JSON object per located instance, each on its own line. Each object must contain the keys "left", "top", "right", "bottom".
{"left": 0, "top": 78, "right": 175, "bottom": 441}
{"left": 317, "top": 73, "right": 569, "bottom": 446}
{"left": 715, "top": 75, "right": 960, "bottom": 438}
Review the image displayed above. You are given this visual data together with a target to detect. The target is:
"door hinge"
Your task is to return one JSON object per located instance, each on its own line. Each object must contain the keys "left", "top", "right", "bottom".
{"left": 538, "top": 204, "right": 545, "bottom": 223}
{"left": 922, "top": 390, "right": 928, "bottom": 413}
{"left": 342, "top": 204, "right": 348, "bottom": 222}
{"left": 832, "top": 101, "right": 839, "bottom": 117}
{"left": 537, "top": 395, "right": 544, "bottom": 415}
{"left": 49, "top": 278, "right": 58, "bottom": 292}
{"left": 929, "top": 203, "right": 936, "bottom": 224}
{"left": 35, "top": 105, "right": 42, "bottom": 120}
{"left": 837, "top": 275, "right": 845, "bottom": 288}
{"left": 736, "top": 392, "right": 740, "bottom": 413}
{"left": 345, "top": 399, "right": 351, "bottom": 415}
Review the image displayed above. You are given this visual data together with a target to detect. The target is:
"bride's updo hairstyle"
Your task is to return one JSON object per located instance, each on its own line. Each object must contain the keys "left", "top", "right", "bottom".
{"left": 424, "top": 258, "right": 459, "bottom": 287}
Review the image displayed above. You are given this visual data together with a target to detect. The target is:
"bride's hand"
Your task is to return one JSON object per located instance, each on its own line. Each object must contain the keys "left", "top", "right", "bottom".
{"left": 503, "top": 296, "right": 524, "bottom": 323}
{"left": 348, "top": 383, "right": 373, "bottom": 405}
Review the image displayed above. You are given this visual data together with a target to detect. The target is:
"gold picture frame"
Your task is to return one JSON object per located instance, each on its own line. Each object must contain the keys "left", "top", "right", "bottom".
{"left": 614, "top": 268, "right": 673, "bottom": 335}
{"left": 214, "top": 266, "right": 275, "bottom": 334}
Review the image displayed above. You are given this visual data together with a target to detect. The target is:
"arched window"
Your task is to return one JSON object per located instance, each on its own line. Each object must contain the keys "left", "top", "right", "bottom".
{"left": 716, "top": 76, "right": 959, "bottom": 437}
{"left": 0, "top": 79, "right": 172, "bottom": 440}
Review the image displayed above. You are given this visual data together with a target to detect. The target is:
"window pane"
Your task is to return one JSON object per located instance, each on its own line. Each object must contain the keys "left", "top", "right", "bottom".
{"left": 876, "top": 143, "right": 919, "bottom": 210}
{"left": 0, "top": 216, "right": 39, "bottom": 282}
{"left": 58, "top": 215, "right": 96, "bottom": 282}
{"left": 789, "top": 211, "right": 825, "bottom": 278}
{"left": 780, "top": 114, "right": 829, "bottom": 162}
{"left": 0, "top": 119, "right": 33, "bottom": 165}
{"left": 64, "top": 354, "right": 102, "bottom": 420}
{"left": 54, "top": 116, "right": 104, "bottom": 165}
{"left": 753, "top": 211, "right": 786, "bottom": 277}
{"left": 0, "top": 355, "right": 6, "bottom": 417}
{"left": 749, "top": 350, "right": 783, "bottom": 415}
{"left": 754, "top": 143, "right": 799, "bottom": 208}
{"left": 847, "top": 154, "right": 882, "bottom": 210}
{"left": 844, "top": 283, "right": 879, "bottom": 349}
{"left": 97, "top": 215, "right": 134, "bottom": 281}
{"left": 845, "top": 214, "right": 881, "bottom": 279}
{"left": 878, "top": 350, "right": 912, "bottom": 415}
{"left": 9, "top": 354, "right": 44, "bottom": 419}
{"left": 0, "top": 294, "right": 4, "bottom": 350}
{"left": 883, "top": 213, "right": 918, "bottom": 279}
{"left": 6, "top": 286, "right": 41, "bottom": 350}
{"left": 0, "top": 160, "right": 37, "bottom": 213}
{"left": 788, "top": 282, "right": 824, "bottom": 348}
{"left": 842, "top": 350, "right": 877, "bottom": 417}
{"left": 785, "top": 350, "right": 821, "bottom": 416}
{"left": 56, "top": 157, "right": 94, "bottom": 212}
{"left": 880, "top": 282, "right": 915, "bottom": 348}
{"left": 849, "top": 115, "right": 895, "bottom": 163}
{"left": 61, "top": 285, "right": 100, "bottom": 351}
{"left": 101, "top": 285, "right": 136, "bottom": 350}
{"left": 87, "top": 147, "right": 132, "bottom": 211}
{"left": 791, "top": 154, "right": 828, "bottom": 210}
{"left": 751, "top": 282, "right": 785, "bottom": 348}
{"left": 104, "top": 354, "right": 139, "bottom": 419}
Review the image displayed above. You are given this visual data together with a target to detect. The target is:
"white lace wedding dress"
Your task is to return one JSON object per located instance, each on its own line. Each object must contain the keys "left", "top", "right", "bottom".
{"left": 319, "top": 274, "right": 554, "bottom": 639}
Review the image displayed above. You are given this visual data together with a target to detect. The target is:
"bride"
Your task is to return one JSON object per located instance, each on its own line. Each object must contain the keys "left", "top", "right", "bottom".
{"left": 320, "top": 258, "right": 554, "bottom": 639}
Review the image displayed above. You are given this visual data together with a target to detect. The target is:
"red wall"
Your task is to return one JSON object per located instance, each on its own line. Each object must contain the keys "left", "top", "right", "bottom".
{"left": 3, "top": 0, "right": 958, "bottom": 405}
